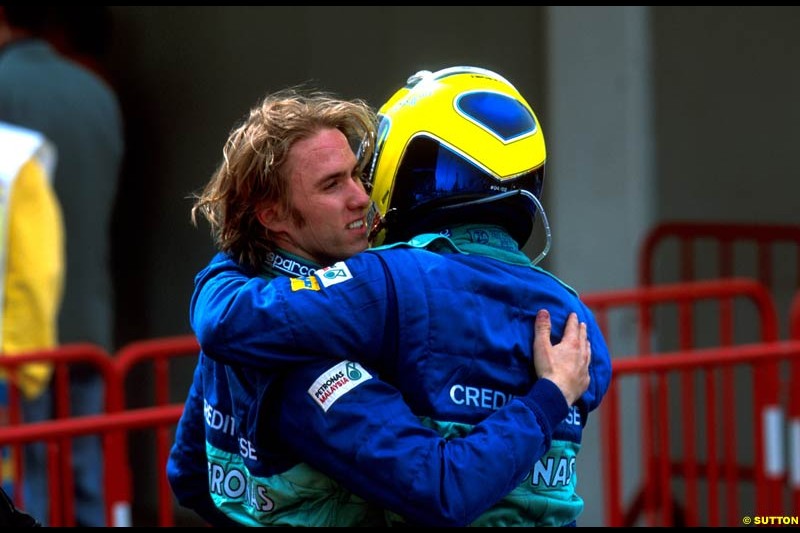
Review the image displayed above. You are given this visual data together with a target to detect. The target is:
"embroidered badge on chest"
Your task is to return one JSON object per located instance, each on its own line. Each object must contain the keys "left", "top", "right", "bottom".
{"left": 315, "top": 261, "right": 353, "bottom": 288}
{"left": 290, "top": 276, "right": 320, "bottom": 291}
{"left": 308, "top": 361, "right": 372, "bottom": 412}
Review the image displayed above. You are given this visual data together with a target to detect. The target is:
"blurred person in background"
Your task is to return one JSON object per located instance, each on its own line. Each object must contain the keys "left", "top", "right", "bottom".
{"left": 0, "top": 120, "right": 63, "bottom": 525}
{"left": 0, "top": 6, "right": 123, "bottom": 526}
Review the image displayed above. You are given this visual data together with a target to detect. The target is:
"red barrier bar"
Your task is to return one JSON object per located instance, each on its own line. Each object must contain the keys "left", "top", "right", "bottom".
{"left": 115, "top": 335, "right": 198, "bottom": 407}
{"left": 0, "top": 404, "right": 184, "bottom": 443}
{"left": 583, "top": 277, "right": 779, "bottom": 348}
{"left": 0, "top": 404, "right": 183, "bottom": 526}
{"left": 113, "top": 335, "right": 199, "bottom": 526}
{"left": 604, "top": 340, "right": 800, "bottom": 526}
{"left": 584, "top": 279, "right": 780, "bottom": 527}
{"left": 0, "top": 344, "right": 114, "bottom": 525}
{"left": 0, "top": 339, "right": 200, "bottom": 527}
{"left": 638, "top": 223, "right": 800, "bottom": 517}
{"left": 115, "top": 335, "right": 198, "bottom": 378}
{"left": 638, "top": 221, "right": 800, "bottom": 288}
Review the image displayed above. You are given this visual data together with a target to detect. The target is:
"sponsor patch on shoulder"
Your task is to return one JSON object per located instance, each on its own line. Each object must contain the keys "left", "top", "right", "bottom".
{"left": 290, "top": 276, "right": 320, "bottom": 291}
{"left": 315, "top": 261, "right": 353, "bottom": 288}
{"left": 308, "top": 361, "right": 372, "bottom": 412}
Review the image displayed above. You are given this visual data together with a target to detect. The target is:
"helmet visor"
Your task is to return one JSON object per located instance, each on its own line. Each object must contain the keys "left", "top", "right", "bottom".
{"left": 389, "top": 135, "right": 543, "bottom": 214}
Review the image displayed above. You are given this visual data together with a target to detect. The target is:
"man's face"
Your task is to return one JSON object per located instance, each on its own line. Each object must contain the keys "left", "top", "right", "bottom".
{"left": 265, "top": 127, "right": 371, "bottom": 265}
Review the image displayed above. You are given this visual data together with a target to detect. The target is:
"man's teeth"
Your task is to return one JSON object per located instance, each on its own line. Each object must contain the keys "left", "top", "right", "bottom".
{"left": 347, "top": 219, "right": 365, "bottom": 229}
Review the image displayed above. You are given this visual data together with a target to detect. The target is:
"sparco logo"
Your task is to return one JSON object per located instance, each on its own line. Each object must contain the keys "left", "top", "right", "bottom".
{"left": 265, "top": 251, "right": 316, "bottom": 277}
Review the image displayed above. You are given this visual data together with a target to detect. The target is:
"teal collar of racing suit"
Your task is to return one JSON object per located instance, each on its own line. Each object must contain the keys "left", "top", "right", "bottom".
{"left": 380, "top": 224, "right": 532, "bottom": 268}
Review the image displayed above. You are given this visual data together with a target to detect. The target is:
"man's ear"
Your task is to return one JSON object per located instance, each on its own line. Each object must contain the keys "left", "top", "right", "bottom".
{"left": 257, "top": 203, "right": 286, "bottom": 233}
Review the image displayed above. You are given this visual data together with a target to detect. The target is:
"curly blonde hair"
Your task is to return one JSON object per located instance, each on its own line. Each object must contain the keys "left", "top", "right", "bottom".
{"left": 191, "top": 89, "right": 376, "bottom": 270}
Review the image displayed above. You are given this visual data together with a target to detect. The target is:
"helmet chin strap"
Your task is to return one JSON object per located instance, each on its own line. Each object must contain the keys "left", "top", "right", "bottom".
{"left": 523, "top": 190, "right": 551, "bottom": 266}
{"left": 366, "top": 201, "right": 387, "bottom": 243}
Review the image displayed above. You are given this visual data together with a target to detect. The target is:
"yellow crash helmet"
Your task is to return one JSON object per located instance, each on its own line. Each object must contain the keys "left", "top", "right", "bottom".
{"left": 366, "top": 66, "right": 546, "bottom": 246}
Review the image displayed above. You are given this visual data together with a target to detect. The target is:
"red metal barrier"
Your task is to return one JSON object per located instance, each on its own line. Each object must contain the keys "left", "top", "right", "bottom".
{"left": 0, "top": 337, "right": 200, "bottom": 526}
{"left": 638, "top": 221, "right": 800, "bottom": 339}
{"left": 639, "top": 221, "right": 800, "bottom": 289}
{"left": 583, "top": 277, "right": 779, "bottom": 355}
{"left": 115, "top": 335, "right": 199, "bottom": 407}
{"left": 114, "top": 335, "right": 199, "bottom": 526}
{"left": 603, "top": 340, "right": 800, "bottom": 526}
{"left": 0, "top": 404, "right": 184, "bottom": 526}
{"left": 582, "top": 278, "right": 781, "bottom": 526}
{"left": 0, "top": 344, "right": 114, "bottom": 526}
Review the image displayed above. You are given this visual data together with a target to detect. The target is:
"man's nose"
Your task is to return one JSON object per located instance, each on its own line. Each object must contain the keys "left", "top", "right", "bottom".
{"left": 350, "top": 179, "right": 370, "bottom": 208}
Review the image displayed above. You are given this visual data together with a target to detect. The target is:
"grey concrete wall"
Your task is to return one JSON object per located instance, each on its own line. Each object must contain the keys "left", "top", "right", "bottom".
{"left": 546, "top": 7, "right": 655, "bottom": 525}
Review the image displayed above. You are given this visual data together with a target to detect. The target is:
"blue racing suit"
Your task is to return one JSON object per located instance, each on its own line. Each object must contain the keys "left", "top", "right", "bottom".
{"left": 168, "top": 251, "right": 387, "bottom": 527}
{"left": 169, "top": 224, "right": 612, "bottom": 526}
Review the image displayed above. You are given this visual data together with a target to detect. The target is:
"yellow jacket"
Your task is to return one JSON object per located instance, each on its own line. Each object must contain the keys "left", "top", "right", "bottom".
{"left": 2, "top": 157, "right": 64, "bottom": 399}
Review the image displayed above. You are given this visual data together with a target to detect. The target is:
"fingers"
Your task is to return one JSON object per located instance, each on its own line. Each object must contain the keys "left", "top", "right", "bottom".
{"left": 534, "top": 309, "right": 552, "bottom": 353}
{"left": 531, "top": 309, "right": 592, "bottom": 405}
{"left": 581, "top": 322, "right": 590, "bottom": 365}
{"left": 579, "top": 320, "right": 587, "bottom": 350}
{"left": 561, "top": 312, "right": 579, "bottom": 342}
{"left": 535, "top": 309, "right": 551, "bottom": 335}
{"left": 533, "top": 310, "right": 589, "bottom": 364}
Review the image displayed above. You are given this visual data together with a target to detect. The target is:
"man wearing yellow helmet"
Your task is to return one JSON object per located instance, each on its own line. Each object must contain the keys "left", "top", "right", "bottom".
{"left": 169, "top": 70, "right": 609, "bottom": 526}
